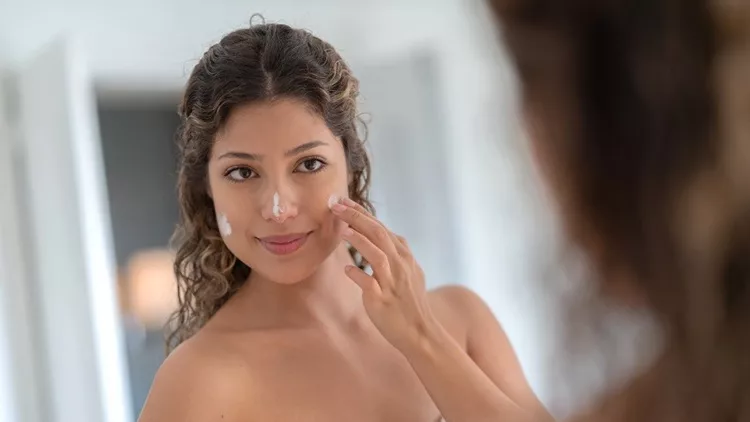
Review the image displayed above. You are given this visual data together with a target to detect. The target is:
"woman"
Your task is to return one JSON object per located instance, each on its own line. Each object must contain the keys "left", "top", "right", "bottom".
{"left": 226, "top": 1, "right": 748, "bottom": 421}
{"left": 138, "top": 22, "right": 547, "bottom": 421}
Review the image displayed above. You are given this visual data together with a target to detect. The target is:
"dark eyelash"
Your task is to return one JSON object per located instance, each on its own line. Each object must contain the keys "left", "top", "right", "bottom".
{"left": 295, "top": 156, "right": 328, "bottom": 173}
{"left": 223, "top": 166, "right": 256, "bottom": 183}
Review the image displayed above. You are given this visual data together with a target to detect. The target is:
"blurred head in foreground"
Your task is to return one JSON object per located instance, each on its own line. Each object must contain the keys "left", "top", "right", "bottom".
{"left": 490, "top": 0, "right": 750, "bottom": 419}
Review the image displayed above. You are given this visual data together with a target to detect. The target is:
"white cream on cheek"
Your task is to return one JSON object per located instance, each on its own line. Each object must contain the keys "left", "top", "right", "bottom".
{"left": 217, "top": 212, "right": 232, "bottom": 237}
{"left": 327, "top": 194, "right": 341, "bottom": 209}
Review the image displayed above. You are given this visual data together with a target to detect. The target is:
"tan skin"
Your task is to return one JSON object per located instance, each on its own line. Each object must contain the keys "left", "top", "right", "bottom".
{"left": 139, "top": 98, "right": 548, "bottom": 422}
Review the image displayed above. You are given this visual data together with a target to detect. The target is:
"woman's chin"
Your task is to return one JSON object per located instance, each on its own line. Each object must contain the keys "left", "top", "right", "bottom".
{"left": 249, "top": 261, "right": 321, "bottom": 286}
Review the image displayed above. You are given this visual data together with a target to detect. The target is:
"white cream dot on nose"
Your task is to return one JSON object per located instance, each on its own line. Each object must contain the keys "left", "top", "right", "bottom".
{"left": 272, "top": 192, "right": 282, "bottom": 218}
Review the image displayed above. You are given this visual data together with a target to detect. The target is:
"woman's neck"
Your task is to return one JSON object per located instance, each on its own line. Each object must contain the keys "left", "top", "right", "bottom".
{"left": 228, "top": 244, "right": 368, "bottom": 330}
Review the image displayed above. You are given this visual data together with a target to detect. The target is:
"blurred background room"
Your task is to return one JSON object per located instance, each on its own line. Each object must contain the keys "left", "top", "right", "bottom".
{"left": 0, "top": 0, "right": 658, "bottom": 421}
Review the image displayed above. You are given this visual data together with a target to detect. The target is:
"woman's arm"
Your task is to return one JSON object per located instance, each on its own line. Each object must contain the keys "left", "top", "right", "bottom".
{"left": 330, "top": 198, "right": 553, "bottom": 422}
{"left": 424, "top": 286, "right": 553, "bottom": 421}
{"left": 403, "top": 315, "right": 540, "bottom": 422}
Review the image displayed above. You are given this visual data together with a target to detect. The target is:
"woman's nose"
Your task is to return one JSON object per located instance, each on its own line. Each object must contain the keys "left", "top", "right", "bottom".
{"left": 260, "top": 184, "right": 298, "bottom": 223}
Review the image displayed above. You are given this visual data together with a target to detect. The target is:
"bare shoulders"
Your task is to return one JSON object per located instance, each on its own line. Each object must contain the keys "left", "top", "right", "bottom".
{"left": 428, "top": 284, "right": 489, "bottom": 322}
{"left": 138, "top": 331, "right": 255, "bottom": 421}
{"left": 428, "top": 284, "right": 486, "bottom": 310}
{"left": 427, "top": 285, "right": 492, "bottom": 350}
{"left": 426, "top": 284, "right": 515, "bottom": 356}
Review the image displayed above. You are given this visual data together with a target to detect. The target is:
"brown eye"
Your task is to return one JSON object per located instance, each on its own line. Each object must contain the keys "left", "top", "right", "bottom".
{"left": 295, "top": 158, "right": 325, "bottom": 173}
{"left": 227, "top": 167, "right": 256, "bottom": 181}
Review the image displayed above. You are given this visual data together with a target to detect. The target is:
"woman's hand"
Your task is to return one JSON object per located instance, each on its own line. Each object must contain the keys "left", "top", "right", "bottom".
{"left": 331, "top": 198, "right": 546, "bottom": 422}
{"left": 330, "top": 197, "right": 438, "bottom": 352}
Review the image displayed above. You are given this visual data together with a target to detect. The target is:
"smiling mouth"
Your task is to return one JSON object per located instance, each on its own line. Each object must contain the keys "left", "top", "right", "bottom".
{"left": 256, "top": 232, "right": 312, "bottom": 255}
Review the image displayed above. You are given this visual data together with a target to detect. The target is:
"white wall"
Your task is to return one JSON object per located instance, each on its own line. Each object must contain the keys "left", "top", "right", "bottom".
{"left": 0, "top": 0, "right": 565, "bottom": 411}
{"left": 10, "top": 38, "right": 133, "bottom": 422}
{"left": 0, "top": 0, "right": 456, "bottom": 91}
{"left": 0, "top": 260, "right": 18, "bottom": 422}
{"left": 0, "top": 74, "right": 19, "bottom": 422}
{"left": 0, "top": 73, "right": 46, "bottom": 422}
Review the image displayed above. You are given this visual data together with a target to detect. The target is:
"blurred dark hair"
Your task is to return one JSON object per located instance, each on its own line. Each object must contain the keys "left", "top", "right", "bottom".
{"left": 167, "top": 19, "right": 372, "bottom": 352}
{"left": 490, "top": 0, "right": 750, "bottom": 419}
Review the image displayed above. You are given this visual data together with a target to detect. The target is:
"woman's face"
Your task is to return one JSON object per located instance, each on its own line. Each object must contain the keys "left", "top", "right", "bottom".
{"left": 207, "top": 98, "right": 350, "bottom": 284}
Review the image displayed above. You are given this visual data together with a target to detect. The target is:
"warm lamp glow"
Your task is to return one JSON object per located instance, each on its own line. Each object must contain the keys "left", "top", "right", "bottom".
{"left": 124, "top": 249, "right": 178, "bottom": 329}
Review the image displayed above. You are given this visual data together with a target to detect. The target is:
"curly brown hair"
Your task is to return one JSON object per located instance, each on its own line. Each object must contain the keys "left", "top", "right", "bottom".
{"left": 490, "top": 0, "right": 750, "bottom": 420}
{"left": 166, "top": 20, "right": 373, "bottom": 353}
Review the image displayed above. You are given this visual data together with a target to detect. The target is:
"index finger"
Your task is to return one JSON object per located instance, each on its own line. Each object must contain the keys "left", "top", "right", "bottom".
{"left": 341, "top": 198, "right": 410, "bottom": 256}
{"left": 331, "top": 202, "right": 398, "bottom": 256}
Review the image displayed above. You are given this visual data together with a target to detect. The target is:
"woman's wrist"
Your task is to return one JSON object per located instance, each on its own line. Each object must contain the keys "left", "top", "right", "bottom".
{"left": 398, "top": 314, "right": 535, "bottom": 422}
{"left": 399, "top": 312, "right": 455, "bottom": 364}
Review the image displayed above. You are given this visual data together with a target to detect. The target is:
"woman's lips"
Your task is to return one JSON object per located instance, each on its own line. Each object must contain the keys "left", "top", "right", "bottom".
{"left": 257, "top": 232, "right": 311, "bottom": 255}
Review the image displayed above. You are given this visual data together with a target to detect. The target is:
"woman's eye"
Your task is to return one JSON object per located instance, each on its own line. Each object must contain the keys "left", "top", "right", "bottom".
{"left": 227, "top": 167, "right": 255, "bottom": 181}
{"left": 296, "top": 158, "right": 325, "bottom": 173}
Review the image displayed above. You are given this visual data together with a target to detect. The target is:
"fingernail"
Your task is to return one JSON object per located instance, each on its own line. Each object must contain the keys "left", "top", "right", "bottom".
{"left": 327, "top": 194, "right": 340, "bottom": 209}
{"left": 332, "top": 203, "right": 347, "bottom": 213}
{"left": 343, "top": 228, "right": 354, "bottom": 237}
{"left": 343, "top": 197, "right": 357, "bottom": 207}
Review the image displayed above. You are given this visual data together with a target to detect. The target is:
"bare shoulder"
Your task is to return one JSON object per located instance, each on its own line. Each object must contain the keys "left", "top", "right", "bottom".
{"left": 427, "top": 285, "right": 493, "bottom": 324}
{"left": 427, "top": 285, "right": 496, "bottom": 349}
{"left": 428, "top": 284, "right": 486, "bottom": 307}
{"left": 426, "top": 284, "right": 513, "bottom": 354}
{"left": 429, "top": 285, "right": 549, "bottom": 417}
{"left": 138, "top": 331, "right": 255, "bottom": 421}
